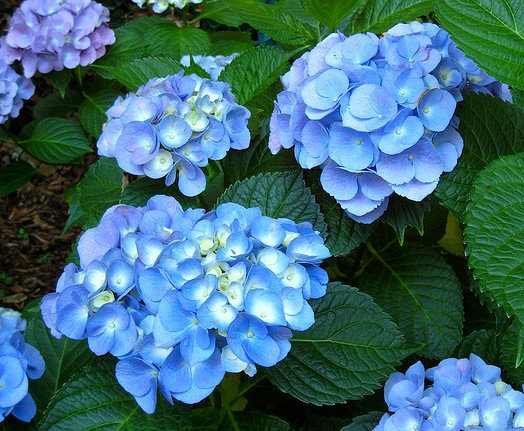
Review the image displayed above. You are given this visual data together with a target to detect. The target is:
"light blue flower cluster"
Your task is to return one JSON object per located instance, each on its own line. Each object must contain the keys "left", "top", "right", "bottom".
{"left": 131, "top": 0, "right": 202, "bottom": 13}
{"left": 97, "top": 72, "right": 251, "bottom": 197}
{"left": 0, "top": 58, "right": 34, "bottom": 124}
{"left": 1, "top": 0, "right": 115, "bottom": 78}
{"left": 269, "top": 21, "right": 511, "bottom": 223}
{"left": 374, "top": 354, "right": 524, "bottom": 430}
{"left": 41, "top": 195, "right": 330, "bottom": 410}
{"left": 180, "top": 53, "right": 239, "bottom": 81}
{"left": 0, "top": 307, "right": 45, "bottom": 424}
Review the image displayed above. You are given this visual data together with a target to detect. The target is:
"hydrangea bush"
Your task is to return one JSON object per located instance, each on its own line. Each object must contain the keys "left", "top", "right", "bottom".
{"left": 1, "top": 0, "right": 524, "bottom": 429}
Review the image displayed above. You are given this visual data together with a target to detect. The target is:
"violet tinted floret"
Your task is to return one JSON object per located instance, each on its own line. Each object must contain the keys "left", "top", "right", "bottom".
{"left": 41, "top": 195, "right": 330, "bottom": 411}
{"left": 2, "top": 0, "right": 115, "bottom": 78}
{"left": 98, "top": 72, "right": 251, "bottom": 197}
{"left": 269, "top": 21, "right": 512, "bottom": 223}
{"left": 0, "top": 58, "right": 34, "bottom": 124}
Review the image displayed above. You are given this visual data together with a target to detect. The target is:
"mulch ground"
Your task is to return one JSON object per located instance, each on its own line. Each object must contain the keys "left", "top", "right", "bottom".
{"left": 0, "top": 146, "right": 83, "bottom": 310}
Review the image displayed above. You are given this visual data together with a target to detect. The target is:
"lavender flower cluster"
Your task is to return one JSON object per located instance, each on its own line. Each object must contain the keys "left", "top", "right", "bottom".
{"left": 269, "top": 21, "right": 512, "bottom": 223}
{"left": 180, "top": 53, "right": 239, "bottom": 81}
{"left": 131, "top": 0, "right": 202, "bottom": 13}
{"left": 41, "top": 195, "right": 330, "bottom": 410}
{"left": 0, "top": 307, "right": 45, "bottom": 424}
{"left": 375, "top": 354, "right": 524, "bottom": 430}
{"left": 97, "top": 72, "right": 251, "bottom": 197}
{"left": 0, "top": 58, "right": 35, "bottom": 124}
{"left": 1, "top": 0, "right": 115, "bottom": 78}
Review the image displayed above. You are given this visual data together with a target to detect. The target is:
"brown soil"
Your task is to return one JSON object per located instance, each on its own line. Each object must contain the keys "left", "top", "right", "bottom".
{"left": 0, "top": 147, "right": 83, "bottom": 310}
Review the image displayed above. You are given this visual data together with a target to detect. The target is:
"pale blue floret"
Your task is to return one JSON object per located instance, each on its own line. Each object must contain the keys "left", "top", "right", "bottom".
{"left": 295, "top": 120, "right": 330, "bottom": 168}
{"left": 329, "top": 122, "right": 378, "bottom": 170}
{"left": 341, "top": 83, "right": 398, "bottom": 132}
{"left": 417, "top": 89, "right": 457, "bottom": 132}
{"left": 159, "top": 346, "right": 224, "bottom": 405}
{"left": 116, "top": 357, "right": 159, "bottom": 414}
{"left": 86, "top": 301, "right": 137, "bottom": 357}
{"left": 384, "top": 361, "right": 425, "bottom": 411}
{"left": 374, "top": 109, "right": 424, "bottom": 155}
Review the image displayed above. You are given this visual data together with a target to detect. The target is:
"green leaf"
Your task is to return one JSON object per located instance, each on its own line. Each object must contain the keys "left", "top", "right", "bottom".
{"left": 78, "top": 90, "right": 121, "bottom": 137}
{"left": 500, "top": 320, "right": 524, "bottom": 383}
{"left": 24, "top": 312, "right": 94, "bottom": 415}
{"left": 77, "top": 157, "right": 123, "bottom": 219}
{"left": 217, "top": 171, "right": 326, "bottom": 235}
{"left": 121, "top": 177, "right": 198, "bottom": 210}
{"left": 200, "top": 0, "right": 244, "bottom": 27}
{"left": 340, "top": 412, "right": 384, "bottom": 431}
{"left": 102, "top": 57, "right": 183, "bottom": 92}
{"left": 512, "top": 88, "right": 524, "bottom": 112}
{"left": 267, "top": 282, "right": 414, "bottom": 405}
{"left": 191, "top": 407, "right": 223, "bottom": 431}
{"left": 380, "top": 195, "right": 430, "bottom": 245}
{"left": 23, "top": 118, "right": 91, "bottom": 164}
{"left": 182, "top": 61, "right": 211, "bottom": 79}
{"left": 0, "top": 160, "right": 36, "bottom": 198}
{"left": 145, "top": 23, "right": 212, "bottom": 59}
{"left": 221, "top": 133, "right": 298, "bottom": 187}
{"left": 464, "top": 153, "right": 524, "bottom": 325}
{"left": 63, "top": 187, "right": 90, "bottom": 233}
{"left": 33, "top": 91, "right": 83, "bottom": 121}
{"left": 219, "top": 411, "right": 292, "bottom": 431}
{"left": 220, "top": 47, "right": 292, "bottom": 105}
{"left": 277, "top": 0, "right": 324, "bottom": 27}
{"left": 306, "top": 172, "right": 375, "bottom": 256}
{"left": 436, "top": 93, "right": 524, "bottom": 219}
{"left": 436, "top": 0, "right": 524, "bottom": 91}
{"left": 303, "top": 0, "right": 361, "bottom": 32}
{"left": 93, "top": 28, "right": 145, "bottom": 78}
{"left": 455, "top": 329, "right": 499, "bottom": 364}
{"left": 209, "top": 31, "right": 254, "bottom": 56}
{"left": 40, "top": 359, "right": 191, "bottom": 431}
{"left": 223, "top": 0, "right": 317, "bottom": 48}
{"left": 359, "top": 242, "right": 463, "bottom": 359}
{"left": 350, "top": 0, "right": 433, "bottom": 34}
{"left": 48, "top": 70, "right": 72, "bottom": 98}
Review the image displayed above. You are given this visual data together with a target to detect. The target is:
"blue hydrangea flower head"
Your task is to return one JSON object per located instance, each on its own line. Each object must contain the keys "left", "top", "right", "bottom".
{"left": 41, "top": 195, "right": 330, "bottom": 411}
{"left": 373, "top": 354, "right": 524, "bottom": 431}
{"left": 269, "top": 21, "right": 512, "bottom": 224}
{"left": 0, "top": 307, "right": 45, "bottom": 424}
{"left": 98, "top": 72, "right": 251, "bottom": 197}
{"left": 1, "top": 0, "right": 115, "bottom": 78}
{"left": 0, "top": 57, "right": 34, "bottom": 124}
